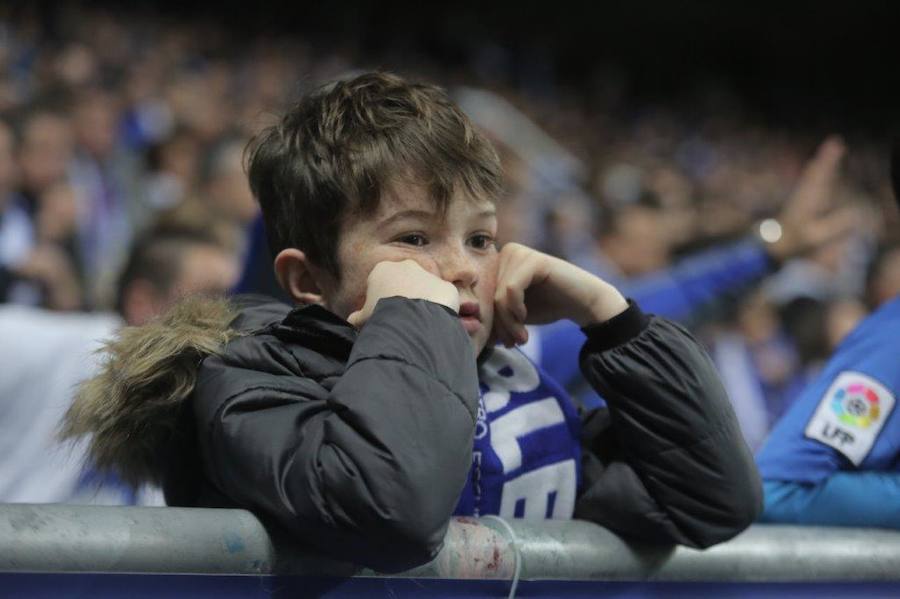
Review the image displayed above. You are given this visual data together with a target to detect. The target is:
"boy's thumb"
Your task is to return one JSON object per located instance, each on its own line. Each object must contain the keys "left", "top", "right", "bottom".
{"left": 346, "top": 310, "right": 363, "bottom": 329}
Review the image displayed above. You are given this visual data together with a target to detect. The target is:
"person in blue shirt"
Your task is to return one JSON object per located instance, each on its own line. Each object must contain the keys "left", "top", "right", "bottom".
{"left": 756, "top": 141, "right": 900, "bottom": 528}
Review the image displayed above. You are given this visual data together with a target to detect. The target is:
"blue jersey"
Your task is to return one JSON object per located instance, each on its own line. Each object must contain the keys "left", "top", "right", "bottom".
{"left": 757, "top": 295, "right": 900, "bottom": 483}
{"left": 454, "top": 346, "right": 582, "bottom": 519}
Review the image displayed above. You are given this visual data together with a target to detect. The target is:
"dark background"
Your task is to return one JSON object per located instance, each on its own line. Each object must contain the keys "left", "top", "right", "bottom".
{"left": 198, "top": 2, "right": 896, "bottom": 130}
{"left": 15, "top": 1, "right": 900, "bottom": 131}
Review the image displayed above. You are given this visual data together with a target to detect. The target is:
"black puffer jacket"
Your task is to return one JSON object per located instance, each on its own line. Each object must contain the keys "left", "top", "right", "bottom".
{"left": 71, "top": 294, "right": 762, "bottom": 572}
{"left": 187, "top": 296, "right": 484, "bottom": 571}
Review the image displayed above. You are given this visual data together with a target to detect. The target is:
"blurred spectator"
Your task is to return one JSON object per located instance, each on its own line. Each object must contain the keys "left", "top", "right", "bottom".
{"left": 143, "top": 127, "right": 202, "bottom": 211}
{"left": 68, "top": 87, "right": 147, "bottom": 307}
{"left": 0, "top": 116, "right": 81, "bottom": 309}
{"left": 592, "top": 192, "right": 671, "bottom": 278}
{"left": 17, "top": 110, "right": 74, "bottom": 204}
{"left": 202, "top": 137, "right": 259, "bottom": 227}
{"left": 0, "top": 119, "right": 29, "bottom": 301}
{"left": 0, "top": 222, "right": 239, "bottom": 504}
{"left": 712, "top": 292, "right": 802, "bottom": 450}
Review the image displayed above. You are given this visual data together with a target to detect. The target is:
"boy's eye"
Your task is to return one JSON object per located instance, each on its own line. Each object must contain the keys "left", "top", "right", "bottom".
{"left": 397, "top": 234, "right": 428, "bottom": 247}
{"left": 469, "top": 234, "right": 496, "bottom": 250}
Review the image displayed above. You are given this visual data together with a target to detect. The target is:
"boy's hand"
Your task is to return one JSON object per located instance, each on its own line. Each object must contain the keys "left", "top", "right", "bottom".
{"left": 493, "top": 243, "right": 628, "bottom": 347}
{"left": 347, "top": 259, "right": 460, "bottom": 329}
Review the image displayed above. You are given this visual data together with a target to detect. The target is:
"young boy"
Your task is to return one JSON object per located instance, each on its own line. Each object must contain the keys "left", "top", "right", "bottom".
{"left": 63, "top": 72, "right": 761, "bottom": 572}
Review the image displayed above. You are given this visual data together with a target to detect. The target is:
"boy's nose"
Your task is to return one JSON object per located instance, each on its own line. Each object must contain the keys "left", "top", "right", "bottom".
{"left": 439, "top": 247, "right": 478, "bottom": 289}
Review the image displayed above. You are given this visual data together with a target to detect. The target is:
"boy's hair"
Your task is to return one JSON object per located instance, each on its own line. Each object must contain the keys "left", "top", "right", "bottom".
{"left": 245, "top": 71, "right": 503, "bottom": 278}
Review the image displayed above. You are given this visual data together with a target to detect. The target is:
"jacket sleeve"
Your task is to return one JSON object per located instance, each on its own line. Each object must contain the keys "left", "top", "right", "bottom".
{"left": 194, "top": 297, "right": 479, "bottom": 572}
{"left": 573, "top": 301, "right": 763, "bottom": 548}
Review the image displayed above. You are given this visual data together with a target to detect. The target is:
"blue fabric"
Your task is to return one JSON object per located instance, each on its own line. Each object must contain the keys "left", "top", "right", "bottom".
{"left": 627, "top": 239, "right": 772, "bottom": 321}
{"left": 757, "top": 295, "right": 900, "bottom": 484}
{"left": 538, "top": 239, "right": 773, "bottom": 408}
{"left": 232, "top": 216, "right": 268, "bottom": 295}
{"left": 761, "top": 475, "right": 900, "bottom": 528}
{"left": 534, "top": 318, "right": 592, "bottom": 405}
{"left": 454, "top": 347, "right": 582, "bottom": 519}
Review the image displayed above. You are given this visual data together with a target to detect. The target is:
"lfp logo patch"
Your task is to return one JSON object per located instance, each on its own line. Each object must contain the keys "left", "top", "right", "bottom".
{"left": 831, "top": 382, "right": 882, "bottom": 428}
{"left": 806, "top": 371, "right": 895, "bottom": 466}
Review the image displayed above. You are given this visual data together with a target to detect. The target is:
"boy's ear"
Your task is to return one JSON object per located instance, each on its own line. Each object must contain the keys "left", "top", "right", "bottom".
{"left": 274, "top": 248, "right": 325, "bottom": 305}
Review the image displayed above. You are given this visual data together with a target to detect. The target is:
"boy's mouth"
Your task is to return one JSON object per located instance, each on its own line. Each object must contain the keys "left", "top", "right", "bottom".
{"left": 458, "top": 302, "right": 482, "bottom": 334}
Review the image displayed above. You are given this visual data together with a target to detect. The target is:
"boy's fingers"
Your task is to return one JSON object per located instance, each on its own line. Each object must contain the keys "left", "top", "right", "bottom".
{"left": 502, "top": 321, "right": 526, "bottom": 347}
{"left": 485, "top": 326, "right": 500, "bottom": 349}
{"left": 496, "top": 255, "right": 534, "bottom": 315}
{"left": 499, "top": 329, "right": 516, "bottom": 349}
{"left": 504, "top": 281, "right": 528, "bottom": 323}
{"left": 493, "top": 292, "right": 528, "bottom": 346}
{"left": 491, "top": 299, "right": 515, "bottom": 347}
{"left": 491, "top": 319, "right": 510, "bottom": 348}
{"left": 491, "top": 303, "right": 514, "bottom": 347}
{"left": 518, "top": 326, "right": 529, "bottom": 345}
{"left": 494, "top": 244, "right": 540, "bottom": 345}
{"left": 495, "top": 282, "right": 525, "bottom": 325}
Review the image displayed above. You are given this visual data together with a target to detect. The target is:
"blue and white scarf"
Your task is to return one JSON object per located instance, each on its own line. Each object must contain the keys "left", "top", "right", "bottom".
{"left": 454, "top": 346, "right": 582, "bottom": 519}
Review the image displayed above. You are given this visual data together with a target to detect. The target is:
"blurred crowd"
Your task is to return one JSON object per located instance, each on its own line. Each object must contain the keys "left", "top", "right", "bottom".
{"left": 1, "top": 6, "right": 899, "bottom": 503}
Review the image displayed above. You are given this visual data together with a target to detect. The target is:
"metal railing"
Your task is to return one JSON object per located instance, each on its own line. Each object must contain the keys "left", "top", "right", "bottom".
{"left": 2, "top": 503, "right": 899, "bottom": 583}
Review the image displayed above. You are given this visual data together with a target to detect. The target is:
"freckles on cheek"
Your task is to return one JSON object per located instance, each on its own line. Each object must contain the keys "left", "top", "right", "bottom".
{"left": 484, "top": 258, "right": 500, "bottom": 296}
{"left": 480, "top": 260, "right": 499, "bottom": 333}
{"left": 348, "top": 266, "right": 377, "bottom": 314}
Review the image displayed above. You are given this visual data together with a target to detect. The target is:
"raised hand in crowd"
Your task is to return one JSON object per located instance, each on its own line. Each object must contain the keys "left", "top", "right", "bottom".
{"left": 765, "top": 136, "right": 858, "bottom": 262}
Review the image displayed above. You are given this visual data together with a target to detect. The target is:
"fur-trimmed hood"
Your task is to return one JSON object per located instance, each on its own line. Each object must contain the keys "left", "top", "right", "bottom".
{"left": 60, "top": 296, "right": 242, "bottom": 489}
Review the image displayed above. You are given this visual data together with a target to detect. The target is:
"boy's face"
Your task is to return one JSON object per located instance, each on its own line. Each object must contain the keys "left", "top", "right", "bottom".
{"left": 324, "top": 181, "right": 499, "bottom": 353}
